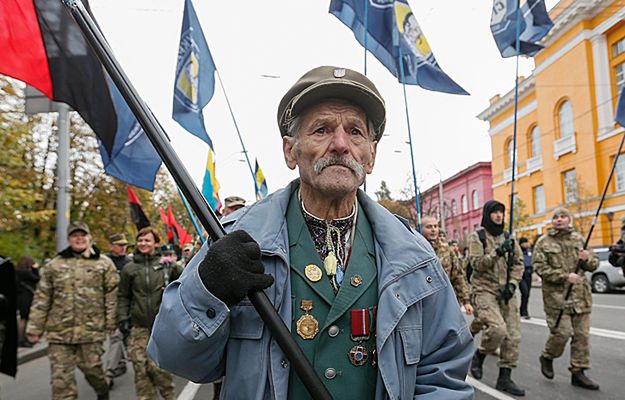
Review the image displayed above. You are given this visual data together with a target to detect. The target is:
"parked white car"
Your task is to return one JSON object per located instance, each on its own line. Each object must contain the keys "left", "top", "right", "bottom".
{"left": 585, "top": 248, "right": 625, "bottom": 293}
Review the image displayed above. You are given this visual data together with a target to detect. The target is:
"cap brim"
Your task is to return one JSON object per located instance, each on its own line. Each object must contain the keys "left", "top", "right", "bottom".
{"left": 113, "top": 241, "right": 129, "bottom": 245}
{"left": 288, "top": 80, "right": 385, "bottom": 140}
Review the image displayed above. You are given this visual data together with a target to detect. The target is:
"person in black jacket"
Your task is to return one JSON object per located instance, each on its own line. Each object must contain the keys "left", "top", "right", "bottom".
{"left": 0, "top": 255, "right": 18, "bottom": 380}
{"left": 15, "top": 256, "right": 40, "bottom": 347}
{"left": 608, "top": 216, "right": 625, "bottom": 275}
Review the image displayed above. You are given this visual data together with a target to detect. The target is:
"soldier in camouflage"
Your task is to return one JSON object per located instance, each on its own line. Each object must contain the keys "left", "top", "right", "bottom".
{"left": 422, "top": 216, "right": 473, "bottom": 314}
{"left": 118, "top": 227, "right": 183, "bottom": 400}
{"left": 27, "top": 221, "right": 118, "bottom": 400}
{"left": 468, "top": 200, "right": 525, "bottom": 396}
{"left": 533, "top": 207, "right": 600, "bottom": 390}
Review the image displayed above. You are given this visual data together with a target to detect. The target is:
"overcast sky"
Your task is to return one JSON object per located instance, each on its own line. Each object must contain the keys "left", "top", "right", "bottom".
{"left": 90, "top": 0, "right": 559, "bottom": 202}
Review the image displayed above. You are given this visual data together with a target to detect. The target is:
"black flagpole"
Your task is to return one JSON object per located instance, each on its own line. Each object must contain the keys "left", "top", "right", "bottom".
{"left": 60, "top": 1, "right": 332, "bottom": 398}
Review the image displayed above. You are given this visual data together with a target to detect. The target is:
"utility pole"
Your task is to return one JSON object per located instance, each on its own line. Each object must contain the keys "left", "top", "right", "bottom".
{"left": 434, "top": 167, "right": 445, "bottom": 232}
{"left": 56, "top": 103, "right": 71, "bottom": 251}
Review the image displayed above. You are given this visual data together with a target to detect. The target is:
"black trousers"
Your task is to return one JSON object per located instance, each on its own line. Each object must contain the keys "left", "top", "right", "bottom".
{"left": 519, "top": 272, "right": 532, "bottom": 317}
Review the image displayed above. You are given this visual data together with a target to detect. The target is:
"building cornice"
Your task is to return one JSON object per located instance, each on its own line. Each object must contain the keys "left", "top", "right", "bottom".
{"left": 540, "top": 0, "right": 613, "bottom": 47}
{"left": 477, "top": 76, "right": 535, "bottom": 122}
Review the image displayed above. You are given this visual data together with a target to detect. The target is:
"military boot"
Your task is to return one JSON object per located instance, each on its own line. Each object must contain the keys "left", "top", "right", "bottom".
{"left": 470, "top": 350, "right": 486, "bottom": 379}
{"left": 495, "top": 368, "right": 525, "bottom": 396}
{"left": 571, "top": 370, "right": 599, "bottom": 390}
{"left": 539, "top": 355, "right": 554, "bottom": 379}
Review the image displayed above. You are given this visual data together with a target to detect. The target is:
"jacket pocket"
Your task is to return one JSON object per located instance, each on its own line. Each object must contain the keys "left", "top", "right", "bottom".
{"left": 229, "top": 301, "right": 264, "bottom": 339}
{"left": 399, "top": 327, "right": 422, "bottom": 365}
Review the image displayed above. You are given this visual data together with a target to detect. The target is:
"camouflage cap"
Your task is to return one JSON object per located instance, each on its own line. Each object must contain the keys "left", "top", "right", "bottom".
{"left": 224, "top": 196, "right": 246, "bottom": 209}
{"left": 108, "top": 233, "right": 128, "bottom": 245}
{"left": 277, "top": 66, "right": 386, "bottom": 141}
{"left": 68, "top": 221, "right": 90, "bottom": 236}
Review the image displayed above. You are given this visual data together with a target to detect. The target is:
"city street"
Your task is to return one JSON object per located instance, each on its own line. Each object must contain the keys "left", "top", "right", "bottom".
{"left": 2, "top": 290, "right": 623, "bottom": 399}
{"left": 473, "top": 289, "right": 625, "bottom": 400}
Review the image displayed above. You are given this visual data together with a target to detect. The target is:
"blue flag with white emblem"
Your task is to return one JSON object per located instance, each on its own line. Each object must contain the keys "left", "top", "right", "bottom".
{"left": 329, "top": 0, "right": 468, "bottom": 95}
{"left": 98, "top": 78, "right": 162, "bottom": 191}
{"left": 173, "top": 0, "right": 216, "bottom": 148}
{"left": 490, "top": 0, "right": 554, "bottom": 58}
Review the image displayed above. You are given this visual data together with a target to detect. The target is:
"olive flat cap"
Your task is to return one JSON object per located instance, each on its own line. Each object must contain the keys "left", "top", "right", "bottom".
{"left": 277, "top": 66, "right": 386, "bottom": 141}
{"left": 224, "top": 196, "right": 246, "bottom": 209}
{"left": 109, "top": 233, "right": 129, "bottom": 245}
{"left": 68, "top": 221, "right": 90, "bottom": 236}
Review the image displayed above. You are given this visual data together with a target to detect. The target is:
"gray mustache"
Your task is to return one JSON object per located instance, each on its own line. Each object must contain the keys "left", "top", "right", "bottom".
{"left": 313, "top": 155, "right": 365, "bottom": 179}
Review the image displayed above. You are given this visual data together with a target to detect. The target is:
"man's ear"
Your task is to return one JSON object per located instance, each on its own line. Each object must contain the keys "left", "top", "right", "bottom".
{"left": 283, "top": 136, "right": 298, "bottom": 170}
{"left": 365, "top": 141, "right": 378, "bottom": 174}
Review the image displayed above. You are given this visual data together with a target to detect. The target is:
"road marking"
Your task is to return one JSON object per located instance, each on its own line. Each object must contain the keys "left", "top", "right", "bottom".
{"left": 466, "top": 376, "right": 517, "bottom": 400}
{"left": 593, "top": 303, "right": 625, "bottom": 311}
{"left": 521, "top": 318, "right": 625, "bottom": 341}
{"left": 177, "top": 382, "right": 201, "bottom": 400}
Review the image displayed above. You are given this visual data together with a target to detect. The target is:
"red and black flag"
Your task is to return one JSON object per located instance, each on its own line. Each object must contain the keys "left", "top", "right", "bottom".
{"left": 128, "top": 186, "right": 150, "bottom": 231}
{"left": 0, "top": 0, "right": 161, "bottom": 190}
{"left": 0, "top": 0, "right": 115, "bottom": 152}
{"left": 159, "top": 205, "right": 191, "bottom": 247}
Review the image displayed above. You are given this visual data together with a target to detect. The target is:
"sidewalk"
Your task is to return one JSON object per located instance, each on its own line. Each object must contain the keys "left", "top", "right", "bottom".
{"left": 17, "top": 340, "right": 47, "bottom": 365}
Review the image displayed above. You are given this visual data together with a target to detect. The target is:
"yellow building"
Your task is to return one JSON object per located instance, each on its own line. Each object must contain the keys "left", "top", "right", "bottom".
{"left": 478, "top": 0, "right": 625, "bottom": 247}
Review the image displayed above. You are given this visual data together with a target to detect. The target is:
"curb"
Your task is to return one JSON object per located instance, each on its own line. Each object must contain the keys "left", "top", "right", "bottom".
{"left": 17, "top": 344, "right": 48, "bottom": 365}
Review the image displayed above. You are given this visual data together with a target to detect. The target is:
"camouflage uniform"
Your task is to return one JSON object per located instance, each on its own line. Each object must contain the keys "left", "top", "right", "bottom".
{"left": 432, "top": 239, "right": 470, "bottom": 305}
{"left": 468, "top": 229, "right": 523, "bottom": 368}
{"left": 118, "top": 253, "right": 181, "bottom": 400}
{"left": 127, "top": 326, "right": 175, "bottom": 400}
{"left": 533, "top": 227, "right": 599, "bottom": 371}
{"left": 26, "top": 246, "right": 118, "bottom": 399}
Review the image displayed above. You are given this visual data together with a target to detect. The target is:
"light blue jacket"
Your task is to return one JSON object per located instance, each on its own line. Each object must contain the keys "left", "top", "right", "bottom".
{"left": 148, "top": 181, "right": 473, "bottom": 399}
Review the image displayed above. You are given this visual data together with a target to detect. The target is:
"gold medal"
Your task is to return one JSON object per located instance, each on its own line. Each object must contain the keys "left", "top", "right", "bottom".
{"left": 296, "top": 300, "right": 319, "bottom": 340}
{"left": 348, "top": 345, "right": 369, "bottom": 366}
{"left": 304, "top": 264, "right": 323, "bottom": 282}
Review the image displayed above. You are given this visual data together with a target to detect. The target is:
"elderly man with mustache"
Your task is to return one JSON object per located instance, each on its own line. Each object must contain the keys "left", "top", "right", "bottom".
{"left": 148, "top": 66, "right": 474, "bottom": 399}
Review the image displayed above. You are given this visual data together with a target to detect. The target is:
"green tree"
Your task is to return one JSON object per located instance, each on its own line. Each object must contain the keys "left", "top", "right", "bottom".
{"left": 375, "top": 180, "right": 391, "bottom": 201}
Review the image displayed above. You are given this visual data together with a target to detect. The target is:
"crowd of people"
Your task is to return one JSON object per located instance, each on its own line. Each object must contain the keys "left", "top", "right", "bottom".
{"left": 0, "top": 65, "right": 620, "bottom": 399}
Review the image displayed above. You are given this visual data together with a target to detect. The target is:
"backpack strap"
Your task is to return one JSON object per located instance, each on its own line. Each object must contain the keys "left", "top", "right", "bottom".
{"left": 476, "top": 228, "right": 487, "bottom": 250}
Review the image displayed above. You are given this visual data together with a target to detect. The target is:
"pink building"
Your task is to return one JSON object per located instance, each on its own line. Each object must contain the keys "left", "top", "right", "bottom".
{"left": 412, "top": 162, "right": 493, "bottom": 244}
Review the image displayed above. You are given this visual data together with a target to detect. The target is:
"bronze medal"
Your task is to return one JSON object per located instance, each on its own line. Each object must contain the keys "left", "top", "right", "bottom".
{"left": 296, "top": 300, "right": 319, "bottom": 340}
{"left": 350, "top": 274, "right": 363, "bottom": 287}
{"left": 304, "top": 264, "right": 323, "bottom": 282}
{"left": 348, "top": 345, "right": 369, "bottom": 366}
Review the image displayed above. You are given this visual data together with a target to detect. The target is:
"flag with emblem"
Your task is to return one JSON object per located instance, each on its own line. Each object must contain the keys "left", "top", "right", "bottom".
{"left": 616, "top": 86, "right": 625, "bottom": 127}
{"left": 0, "top": 0, "right": 161, "bottom": 190}
{"left": 329, "top": 0, "right": 467, "bottom": 95}
{"left": 490, "top": 0, "right": 553, "bottom": 58}
{"left": 173, "top": 0, "right": 216, "bottom": 148}
{"left": 202, "top": 148, "right": 222, "bottom": 212}
{"left": 254, "top": 158, "right": 268, "bottom": 200}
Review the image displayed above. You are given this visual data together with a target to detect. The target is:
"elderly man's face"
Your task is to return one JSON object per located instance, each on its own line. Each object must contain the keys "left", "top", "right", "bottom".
{"left": 283, "top": 99, "right": 377, "bottom": 197}
{"left": 552, "top": 213, "right": 570, "bottom": 229}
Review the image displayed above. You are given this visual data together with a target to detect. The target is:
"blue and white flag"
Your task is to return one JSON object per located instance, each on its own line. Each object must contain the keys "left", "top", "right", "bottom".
{"left": 490, "top": 0, "right": 554, "bottom": 58}
{"left": 616, "top": 86, "right": 625, "bottom": 127}
{"left": 98, "top": 78, "right": 162, "bottom": 191}
{"left": 330, "top": 0, "right": 468, "bottom": 95}
{"left": 173, "top": 0, "right": 216, "bottom": 148}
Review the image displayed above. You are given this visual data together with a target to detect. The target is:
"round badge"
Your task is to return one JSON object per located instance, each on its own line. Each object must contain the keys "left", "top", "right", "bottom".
{"left": 304, "top": 264, "right": 323, "bottom": 282}
{"left": 350, "top": 274, "right": 363, "bottom": 287}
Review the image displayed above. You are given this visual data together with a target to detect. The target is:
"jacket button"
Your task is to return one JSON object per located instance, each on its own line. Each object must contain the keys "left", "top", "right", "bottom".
{"left": 328, "top": 325, "right": 340, "bottom": 337}
{"left": 281, "top": 359, "right": 289, "bottom": 368}
{"left": 426, "top": 276, "right": 433, "bottom": 283}
{"left": 324, "top": 368, "right": 337, "bottom": 379}
{"left": 206, "top": 308, "right": 216, "bottom": 318}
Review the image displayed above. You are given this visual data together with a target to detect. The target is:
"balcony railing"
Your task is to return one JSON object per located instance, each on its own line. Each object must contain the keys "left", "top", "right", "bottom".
{"left": 526, "top": 156, "right": 543, "bottom": 174}
{"left": 553, "top": 133, "right": 576, "bottom": 160}
{"left": 503, "top": 166, "right": 518, "bottom": 183}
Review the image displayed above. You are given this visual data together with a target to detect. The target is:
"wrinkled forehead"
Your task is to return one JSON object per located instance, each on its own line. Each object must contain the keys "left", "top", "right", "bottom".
{"left": 553, "top": 212, "right": 570, "bottom": 219}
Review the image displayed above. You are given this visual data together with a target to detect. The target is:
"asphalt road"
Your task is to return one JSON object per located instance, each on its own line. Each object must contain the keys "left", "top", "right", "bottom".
{"left": 2, "top": 289, "right": 623, "bottom": 399}
{"left": 472, "top": 289, "right": 625, "bottom": 400}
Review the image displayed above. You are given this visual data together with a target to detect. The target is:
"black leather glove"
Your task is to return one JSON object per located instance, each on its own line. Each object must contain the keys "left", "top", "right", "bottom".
{"left": 496, "top": 238, "right": 513, "bottom": 257}
{"left": 199, "top": 230, "right": 274, "bottom": 307}
{"left": 500, "top": 283, "right": 516, "bottom": 302}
